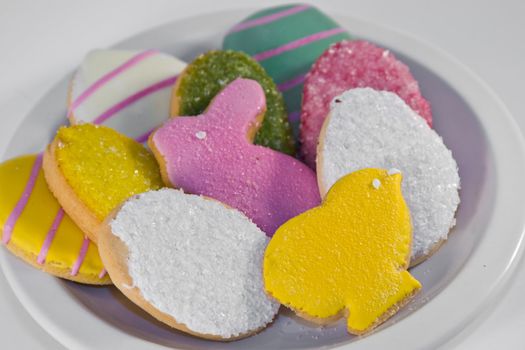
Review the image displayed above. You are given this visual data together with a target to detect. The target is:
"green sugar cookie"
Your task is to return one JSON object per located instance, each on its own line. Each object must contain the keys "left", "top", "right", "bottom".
{"left": 171, "top": 50, "right": 295, "bottom": 155}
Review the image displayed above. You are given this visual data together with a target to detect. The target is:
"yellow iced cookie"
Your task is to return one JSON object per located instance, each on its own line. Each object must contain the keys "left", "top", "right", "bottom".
{"left": 0, "top": 155, "right": 110, "bottom": 284}
{"left": 43, "top": 124, "right": 163, "bottom": 243}
{"left": 264, "top": 168, "right": 421, "bottom": 334}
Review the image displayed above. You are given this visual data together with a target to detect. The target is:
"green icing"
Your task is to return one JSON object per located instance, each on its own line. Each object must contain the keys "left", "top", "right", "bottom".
{"left": 244, "top": 3, "right": 297, "bottom": 21}
{"left": 289, "top": 119, "right": 300, "bottom": 141}
{"left": 282, "top": 83, "right": 303, "bottom": 113}
{"left": 176, "top": 50, "right": 295, "bottom": 155}
{"left": 261, "top": 32, "right": 351, "bottom": 83}
{"left": 223, "top": 6, "right": 346, "bottom": 58}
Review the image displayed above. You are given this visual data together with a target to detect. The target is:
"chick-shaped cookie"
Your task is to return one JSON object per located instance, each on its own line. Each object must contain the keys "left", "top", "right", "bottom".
{"left": 264, "top": 168, "right": 421, "bottom": 334}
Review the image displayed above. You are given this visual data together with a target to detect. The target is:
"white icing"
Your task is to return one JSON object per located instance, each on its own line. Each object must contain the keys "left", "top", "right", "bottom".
{"left": 318, "top": 88, "right": 460, "bottom": 260}
{"left": 195, "top": 131, "right": 207, "bottom": 140}
{"left": 110, "top": 189, "right": 279, "bottom": 338}
{"left": 70, "top": 49, "right": 186, "bottom": 140}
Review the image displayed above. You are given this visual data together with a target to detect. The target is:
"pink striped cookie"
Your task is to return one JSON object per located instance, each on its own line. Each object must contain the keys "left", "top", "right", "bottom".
{"left": 0, "top": 155, "right": 110, "bottom": 284}
{"left": 68, "top": 49, "right": 186, "bottom": 142}
{"left": 300, "top": 40, "right": 432, "bottom": 167}
{"left": 150, "top": 78, "right": 320, "bottom": 236}
{"left": 223, "top": 4, "right": 351, "bottom": 138}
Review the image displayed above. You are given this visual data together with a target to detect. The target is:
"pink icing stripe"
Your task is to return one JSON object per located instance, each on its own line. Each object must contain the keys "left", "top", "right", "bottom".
{"left": 228, "top": 5, "right": 311, "bottom": 33}
{"left": 2, "top": 154, "right": 43, "bottom": 244}
{"left": 36, "top": 209, "right": 65, "bottom": 264}
{"left": 278, "top": 74, "right": 306, "bottom": 92}
{"left": 92, "top": 75, "right": 178, "bottom": 125}
{"left": 288, "top": 111, "right": 301, "bottom": 123}
{"left": 68, "top": 50, "right": 158, "bottom": 117}
{"left": 98, "top": 268, "right": 107, "bottom": 279}
{"left": 135, "top": 127, "right": 156, "bottom": 144}
{"left": 253, "top": 28, "right": 346, "bottom": 61}
{"left": 70, "top": 238, "right": 89, "bottom": 276}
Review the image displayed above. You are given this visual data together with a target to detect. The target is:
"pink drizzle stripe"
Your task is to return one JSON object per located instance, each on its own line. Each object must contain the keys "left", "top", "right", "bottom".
{"left": 98, "top": 268, "right": 107, "bottom": 279}
{"left": 288, "top": 111, "right": 301, "bottom": 123}
{"left": 70, "top": 238, "right": 89, "bottom": 276}
{"left": 92, "top": 75, "right": 178, "bottom": 125}
{"left": 2, "top": 154, "right": 43, "bottom": 244}
{"left": 36, "top": 209, "right": 65, "bottom": 264}
{"left": 278, "top": 74, "right": 306, "bottom": 92}
{"left": 253, "top": 28, "right": 345, "bottom": 61}
{"left": 68, "top": 50, "right": 158, "bottom": 117}
{"left": 135, "top": 127, "right": 156, "bottom": 144}
{"left": 229, "top": 5, "right": 310, "bottom": 33}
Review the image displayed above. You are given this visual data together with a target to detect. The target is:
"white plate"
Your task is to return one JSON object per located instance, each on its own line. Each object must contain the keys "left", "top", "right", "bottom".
{"left": 2, "top": 8, "right": 525, "bottom": 350}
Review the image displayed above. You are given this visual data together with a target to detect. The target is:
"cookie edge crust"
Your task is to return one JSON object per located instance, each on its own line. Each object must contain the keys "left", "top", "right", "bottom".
{"left": 43, "top": 139, "right": 101, "bottom": 243}
{"left": 2, "top": 237, "right": 111, "bottom": 285}
{"left": 97, "top": 198, "right": 273, "bottom": 341}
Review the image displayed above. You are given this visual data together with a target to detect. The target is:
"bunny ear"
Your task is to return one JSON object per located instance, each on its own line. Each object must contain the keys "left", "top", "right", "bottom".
{"left": 204, "top": 78, "right": 266, "bottom": 136}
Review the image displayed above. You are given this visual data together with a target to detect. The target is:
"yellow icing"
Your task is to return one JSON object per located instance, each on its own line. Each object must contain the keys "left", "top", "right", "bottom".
{"left": 0, "top": 155, "right": 108, "bottom": 279}
{"left": 264, "top": 168, "right": 421, "bottom": 333}
{"left": 55, "top": 124, "right": 163, "bottom": 220}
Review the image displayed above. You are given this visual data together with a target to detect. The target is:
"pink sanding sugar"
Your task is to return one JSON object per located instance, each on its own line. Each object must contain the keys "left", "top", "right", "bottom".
{"left": 300, "top": 40, "right": 432, "bottom": 168}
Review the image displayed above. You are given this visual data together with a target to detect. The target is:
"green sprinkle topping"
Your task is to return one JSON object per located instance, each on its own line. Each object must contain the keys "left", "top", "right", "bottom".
{"left": 175, "top": 50, "right": 295, "bottom": 155}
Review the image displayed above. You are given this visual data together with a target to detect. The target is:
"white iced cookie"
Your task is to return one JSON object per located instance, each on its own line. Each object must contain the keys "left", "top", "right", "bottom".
{"left": 68, "top": 49, "right": 186, "bottom": 141}
{"left": 97, "top": 189, "right": 279, "bottom": 341}
{"left": 317, "top": 88, "right": 460, "bottom": 265}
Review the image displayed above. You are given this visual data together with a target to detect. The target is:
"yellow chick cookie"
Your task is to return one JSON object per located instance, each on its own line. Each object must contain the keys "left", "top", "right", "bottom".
{"left": 263, "top": 168, "right": 421, "bottom": 334}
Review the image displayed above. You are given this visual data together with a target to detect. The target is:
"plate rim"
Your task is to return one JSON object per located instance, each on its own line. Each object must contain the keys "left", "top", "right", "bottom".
{"left": 2, "top": 8, "right": 525, "bottom": 350}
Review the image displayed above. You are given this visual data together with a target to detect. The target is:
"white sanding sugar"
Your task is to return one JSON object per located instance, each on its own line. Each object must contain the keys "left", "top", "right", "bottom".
{"left": 110, "top": 188, "right": 279, "bottom": 338}
{"left": 318, "top": 88, "right": 460, "bottom": 261}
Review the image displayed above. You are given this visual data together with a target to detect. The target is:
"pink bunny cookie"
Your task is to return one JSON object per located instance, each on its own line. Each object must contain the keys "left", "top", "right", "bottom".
{"left": 150, "top": 78, "right": 320, "bottom": 236}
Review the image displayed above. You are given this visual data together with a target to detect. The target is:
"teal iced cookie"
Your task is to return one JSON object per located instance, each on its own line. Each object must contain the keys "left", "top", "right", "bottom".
{"left": 223, "top": 4, "right": 351, "bottom": 138}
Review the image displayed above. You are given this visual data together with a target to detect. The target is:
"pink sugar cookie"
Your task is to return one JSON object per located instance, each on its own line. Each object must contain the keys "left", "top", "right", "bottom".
{"left": 300, "top": 40, "right": 432, "bottom": 167}
{"left": 150, "top": 78, "right": 320, "bottom": 236}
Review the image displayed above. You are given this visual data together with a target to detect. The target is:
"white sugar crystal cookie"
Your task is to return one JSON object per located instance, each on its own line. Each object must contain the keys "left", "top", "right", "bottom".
{"left": 68, "top": 49, "right": 186, "bottom": 141}
{"left": 317, "top": 88, "right": 460, "bottom": 265}
{"left": 97, "top": 189, "right": 279, "bottom": 340}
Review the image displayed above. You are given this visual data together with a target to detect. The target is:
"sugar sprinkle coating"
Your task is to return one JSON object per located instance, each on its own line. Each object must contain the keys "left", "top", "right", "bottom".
{"left": 318, "top": 88, "right": 460, "bottom": 262}
{"left": 110, "top": 189, "right": 279, "bottom": 338}
{"left": 174, "top": 50, "right": 295, "bottom": 155}
{"left": 55, "top": 124, "right": 163, "bottom": 220}
{"left": 301, "top": 40, "right": 432, "bottom": 167}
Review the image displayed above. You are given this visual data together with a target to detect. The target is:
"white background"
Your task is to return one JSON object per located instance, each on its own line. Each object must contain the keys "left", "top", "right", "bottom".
{"left": 0, "top": 0, "right": 524, "bottom": 348}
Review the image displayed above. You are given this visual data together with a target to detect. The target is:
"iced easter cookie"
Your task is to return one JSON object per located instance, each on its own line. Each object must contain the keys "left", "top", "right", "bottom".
{"left": 98, "top": 188, "right": 279, "bottom": 340}
{"left": 68, "top": 49, "right": 186, "bottom": 142}
{"left": 151, "top": 78, "right": 320, "bottom": 236}
{"left": 301, "top": 40, "right": 432, "bottom": 167}
{"left": 171, "top": 50, "right": 295, "bottom": 155}
{"left": 43, "top": 124, "right": 163, "bottom": 243}
{"left": 223, "top": 4, "right": 351, "bottom": 136}
{"left": 317, "top": 88, "right": 460, "bottom": 264}
{"left": 0, "top": 155, "right": 110, "bottom": 284}
{"left": 264, "top": 168, "right": 421, "bottom": 334}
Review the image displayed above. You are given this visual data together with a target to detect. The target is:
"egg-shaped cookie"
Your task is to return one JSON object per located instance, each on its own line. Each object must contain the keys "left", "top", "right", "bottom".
{"left": 69, "top": 49, "right": 186, "bottom": 141}
{"left": 317, "top": 88, "right": 459, "bottom": 264}
{"left": 0, "top": 154, "right": 110, "bottom": 284}
{"left": 43, "top": 124, "right": 164, "bottom": 243}
{"left": 223, "top": 4, "right": 351, "bottom": 137}
{"left": 98, "top": 188, "right": 279, "bottom": 340}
